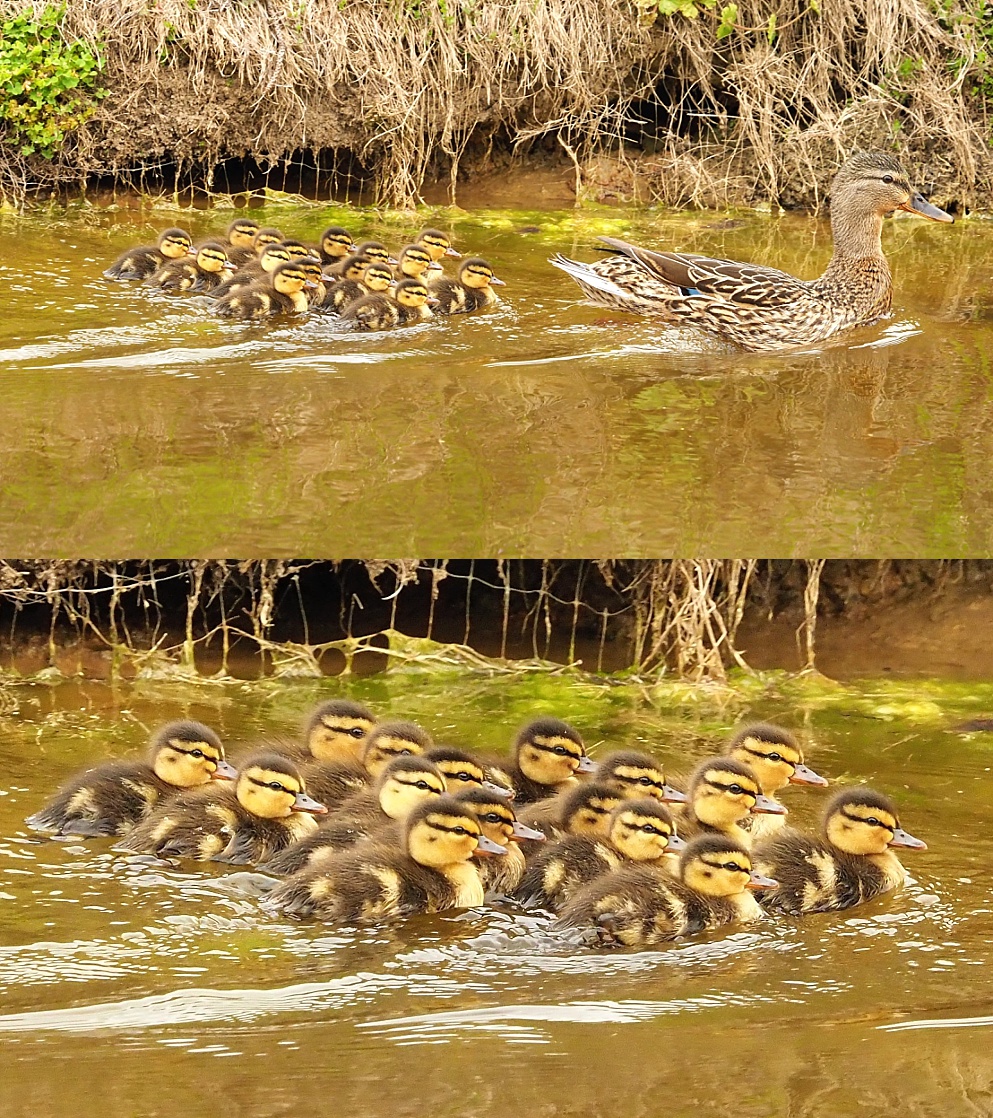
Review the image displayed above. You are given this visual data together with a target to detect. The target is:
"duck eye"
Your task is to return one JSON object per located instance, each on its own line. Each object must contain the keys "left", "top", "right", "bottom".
{"left": 882, "top": 174, "right": 894, "bottom": 185}
{"left": 484, "top": 813, "right": 502, "bottom": 824}
{"left": 453, "top": 826, "right": 468, "bottom": 836}
{"left": 454, "top": 772, "right": 472, "bottom": 782}
{"left": 725, "top": 862, "right": 742, "bottom": 872}
{"left": 866, "top": 816, "right": 880, "bottom": 826}
{"left": 639, "top": 776, "right": 651, "bottom": 785}
{"left": 191, "top": 750, "right": 204, "bottom": 759}
{"left": 729, "top": 784, "right": 743, "bottom": 795}
{"left": 349, "top": 728, "right": 365, "bottom": 738}
{"left": 768, "top": 753, "right": 781, "bottom": 762}
{"left": 268, "top": 781, "right": 286, "bottom": 792}
{"left": 415, "top": 781, "right": 430, "bottom": 791}
{"left": 553, "top": 746, "right": 567, "bottom": 756}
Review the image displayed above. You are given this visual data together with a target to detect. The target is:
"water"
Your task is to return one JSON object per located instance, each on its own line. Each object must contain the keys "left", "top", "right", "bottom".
{"left": 1, "top": 203, "right": 989, "bottom": 555}
{"left": 0, "top": 670, "right": 990, "bottom": 1116}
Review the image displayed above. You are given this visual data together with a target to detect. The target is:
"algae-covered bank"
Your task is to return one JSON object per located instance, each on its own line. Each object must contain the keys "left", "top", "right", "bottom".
{"left": 1, "top": 0, "right": 993, "bottom": 208}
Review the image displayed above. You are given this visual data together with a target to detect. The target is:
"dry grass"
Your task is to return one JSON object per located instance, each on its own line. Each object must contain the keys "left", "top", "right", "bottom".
{"left": 0, "top": 0, "right": 990, "bottom": 207}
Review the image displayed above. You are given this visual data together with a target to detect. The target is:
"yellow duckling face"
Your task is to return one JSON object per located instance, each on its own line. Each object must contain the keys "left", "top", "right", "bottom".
{"left": 689, "top": 758, "right": 786, "bottom": 830}
{"left": 362, "top": 721, "right": 434, "bottom": 777}
{"left": 515, "top": 717, "right": 595, "bottom": 786}
{"left": 150, "top": 720, "right": 236, "bottom": 788}
{"left": 252, "top": 227, "right": 285, "bottom": 253}
{"left": 235, "top": 755, "right": 327, "bottom": 819}
{"left": 258, "top": 244, "right": 292, "bottom": 272}
{"left": 158, "top": 228, "right": 194, "bottom": 259}
{"left": 396, "top": 244, "right": 434, "bottom": 277}
{"left": 376, "top": 756, "right": 446, "bottom": 820}
{"left": 394, "top": 278, "right": 436, "bottom": 312}
{"left": 824, "top": 788, "right": 927, "bottom": 855}
{"left": 226, "top": 219, "right": 260, "bottom": 248}
{"left": 271, "top": 261, "right": 315, "bottom": 295}
{"left": 337, "top": 253, "right": 372, "bottom": 282}
{"left": 416, "top": 228, "right": 460, "bottom": 262}
{"left": 425, "top": 747, "right": 488, "bottom": 792}
{"left": 454, "top": 789, "right": 518, "bottom": 847}
{"left": 405, "top": 796, "right": 505, "bottom": 868}
{"left": 196, "top": 243, "right": 233, "bottom": 274}
{"left": 354, "top": 240, "right": 391, "bottom": 264}
{"left": 607, "top": 799, "right": 683, "bottom": 863}
{"left": 728, "top": 723, "right": 827, "bottom": 795}
{"left": 363, "top": 263, "right": 395, "bottom": 293}
{"left": 458, "top": 257, "right": 506, "bottom": 290}
{"left": 280, "top": 239, "right": 312, "bottom": 259}
{"left": 320, "top": 226, "right": 355, "bottom": 259}
{"left": 595, "top": 750, "right": 687, "bottom": 805}
{"left": 680, "top": 835, "right": 777, "bottom": 897}
{"left": 305, "top": 699, "right": 376, "bottom": 763}
{"left": 559, "top": 781, "right": 624, "bottom": 836}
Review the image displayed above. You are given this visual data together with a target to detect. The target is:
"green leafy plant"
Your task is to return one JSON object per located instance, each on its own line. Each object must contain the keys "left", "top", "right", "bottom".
{"left": 716, "top": 3, "right": 738, "bottom": 37}
{"left": 657, "top": 0, "right": 717, "bottom": 18}
{"left": 0, "top": 5, "right": 106, "bottom": 158}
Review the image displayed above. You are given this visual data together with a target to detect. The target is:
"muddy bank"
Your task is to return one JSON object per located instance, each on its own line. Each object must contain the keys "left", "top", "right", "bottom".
{"left": 1, "top": 0, "right": 990, "bottom": 209}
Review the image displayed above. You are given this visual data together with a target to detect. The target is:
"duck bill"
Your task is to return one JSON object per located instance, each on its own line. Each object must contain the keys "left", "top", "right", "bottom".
{"left": 211, "top": 759, "right": 239, "bottom": 781}
{"left": 291, "top": 792, "right": 328, "bottom": 814}
{"left": 664, "top": 832, "right": 688, "bottom": 853}
{"left": 445, "top": 246, "right": 461, "bottom": 258}
{"left": 889, "top": 827, "right": 927, "bottom": 851}
{"left": 753, "top": 793, "right": 788, "bottom": 816}
{"left": 474, "top": 834, "right": 508, "bottom": 857}
{"left": 511, "top": 820, "right": 546, "bottom": 842}
{"left": 790, "top": 763, "right": 829, "bottom": 787}
{"left": 899, "top": 193, "right": 954, "bottom": 223}
{"left": 482, "top": 780, "right": 514, "bottom": 799}
{"left": 662, "top": 783, "right": 688, "bottom": 804}
{"left": 575, "top": 755, "right": 597, "bottom": 774}
{"left": 747, "top": 871, "right": 779, "bottom": 890}
{"left": 489, "top": 276, "right": 507, "bottom": 286}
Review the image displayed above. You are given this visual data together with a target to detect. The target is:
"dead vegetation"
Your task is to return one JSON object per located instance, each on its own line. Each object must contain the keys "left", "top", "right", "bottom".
{"left": 0, "top": 0, "right": 991, "bottom": 208}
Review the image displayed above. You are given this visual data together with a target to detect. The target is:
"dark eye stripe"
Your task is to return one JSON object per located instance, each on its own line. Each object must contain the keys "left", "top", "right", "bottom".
{"left": 704, "top": 778, "right": 755, "bottom": 796}
{"left": 532, "top": 742, "right": 581, "bottom": 760}
{"left": 841, "top": 809, "right": 893, "bottom": 829}
{"left": 247, "top": 776, "right": 295, "bottom": 794}
{"left": 742, "top": 746, "right": 796, "bottom": 767}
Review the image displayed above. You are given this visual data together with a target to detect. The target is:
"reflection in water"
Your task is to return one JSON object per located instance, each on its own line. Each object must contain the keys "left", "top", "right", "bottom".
{"left": 1, "top": 208, "right": 992, "bottom": 552}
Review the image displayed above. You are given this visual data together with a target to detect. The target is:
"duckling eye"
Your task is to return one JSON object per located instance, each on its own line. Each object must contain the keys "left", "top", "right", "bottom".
{"left": 724, "top": 862, "right": 744, "bottom": 872}
{"left": 483, "top": 813, "right": 502, "bottom": 824}
{"left": 452, "top": 772, "right": 473, "bottom": 782}
{"left": 453, "top": 826, "right": 468, "bottom": 836}
{"left": 728, "top": 784, "right": 744, "bottom": 795}
{"left": 190, "top": 749, "right": 204, "bottom": 759}
{"left": 415, "top": 781, "right": 431, "bottom": 791}
{"left": 767, "top": 753, "right": 782, "bottom": 762}
{"left": 866, "top": 816, "right": 881, "bottom": 826}
{"left": 268, "top": 781, "right": 287, "bottom": 792}
{"left": 348, "top": 727, "right": 365, "bottom": 738}
{"left": 638, "top": 776, "right": 652, "bottom": 785}
{"left": 553, "top": 746, "right": 568, "bottom": 756}
{"left": 882, "top": 174, "right": 894, "bottom": 185}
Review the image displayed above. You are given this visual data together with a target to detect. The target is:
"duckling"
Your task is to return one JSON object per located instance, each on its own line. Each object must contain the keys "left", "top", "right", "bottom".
{"left": 104, "top": 227, "right": 194, "bottom": 281}
{"left": 320, "top": 260, "right": 394, "bottom": 314}
{"left": 296, "top": 256, "right": 330, "bottom": 306}
{"left": 26, "top": 721, "right": 235, "bottom": 837}
{"left": 393, "top": 243, "right": 435, "bottom": 282}
{"left": 515, "top": 780, "right": 626, "bottom": 864}
{"left": 678, "top": 756, "right": 787, "bottom": 849}
{"left": 145, "top": 241, "right": 234, "bottom": 293}
{"left": 311, "top": 226, "right": 356, "bottom": 265}
{"left": 266, "top": 795, "right": 505, "bottom": 921}
{"left": 213, "top": 259, "right": 317, "bottom": 319}
{"left": 259, "top": 755, "right": 446, "bottom": 876}
{"left": 216, "top": 218, "right": 262, "bottom": 266}
{"left": 325, "top": 240, "right": 391, "bottom": 277}
{"left": 453, "top": 785, "right": 545, "bottom": 893}
{"left": 341, "top": 278, "right": 437, "bottom": 331}
{"left": 517, "top": 798, "right": 685, "bottom": 911}
{"left": 559, "top": 834, "right": 777, "bottom": 946}
{"left": 116, "top": 752, "right": 327, "bottom": 863}
{"left": 425, "top": 745, "right": 514, "bottom": 797}
{"left": 207, "top": 242, "right": 293, "bottom": 300}
{"left": 430, "top": 258, "right": 506, "bottom": 315}
{"left": 279, "top": 238, "right": 313, "bottom": 259}
{"left": 754, "top": 787, "right": 927, "bottom": 915}
{"left": 728, "top": 723, "right": 828, "bottom": 842}
{"left": 301, "top": 719, "right": 433, "bottom": 807}
{"left": 293, "top": 699, "right": 377, "bottom": 765}
{"left": 415, "top": 228, "right": 461, "bottom": 263}
{"left": 489, "top": 717, "right": 596, "bottom": 805}
{"left": 250, "top": 227, "right": 286, "bottom": 254}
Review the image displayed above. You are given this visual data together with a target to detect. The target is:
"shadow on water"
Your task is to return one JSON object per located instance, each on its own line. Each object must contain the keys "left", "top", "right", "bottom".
{"left": 0, "top": 672, "right": 991, "bottom": 1115}
{"left": 2, "top": 206, "right": 992, "bottom": 554}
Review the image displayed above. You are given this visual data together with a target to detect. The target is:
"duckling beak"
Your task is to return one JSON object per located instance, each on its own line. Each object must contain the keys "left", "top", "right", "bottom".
{"left": 511, "top": 820, "right": 546, "bottom": 841}
{"left": 665, "top": 832, "right": 688, "bottom": 852}
{"left": 482, "top": 779, "right": 514, "bottom": 799}
{"left": 474, "top": 833, "right": 508, "bottom": 856}
{"left": 752, "top": 793, "right": 788, "bottom": 815}
{"left": 899, "top": 193, "right": 954, "bottom": 223}
{"left": 662, "top": 783, "right": 688, "bottom": 804}
{"left": 445, "top": 246, "right": 461, "bottom": 257}
{"left": 790, "top": 763, "right": 829, "bottom": 787}
{"left": 746, "top": 870, "right": 779, "bottom": 890}
{"left": 489, "top": 276, "right": 507, "bottom": 286}
{"left": 291, "top": 791, "right": 328, "bottom": 814}
{"left": 889, "top": 827, "right": 927, "bottom": 851}
{"left": 222, "top": 262, "right": 237, "bottom": 271}
{"left": 575, "top": 755, "right": 597, "bottom": 774}
{"left": 304, "top": 280, "right": 318, "bottom": 290}
{"left": 426, "top": 296, "right": 440, "bottom": 307}
{"left": 387, "top": 256, "right": 399, "bottom": 266}
{"left": 211, "top": 759, "right": 239, "bottom": 781}
{"left": 186, "top": 246, "right": 198, "bottom": 256}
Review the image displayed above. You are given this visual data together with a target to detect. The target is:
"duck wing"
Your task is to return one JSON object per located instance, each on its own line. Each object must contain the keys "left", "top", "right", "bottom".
{"left": 597, "top": 237, "right": 809, "bottom": 308}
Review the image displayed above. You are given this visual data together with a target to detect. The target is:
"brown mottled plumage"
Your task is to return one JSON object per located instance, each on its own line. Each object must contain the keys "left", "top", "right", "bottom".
{"left": 103, "top": 227, "right": 193, "bottom": 281}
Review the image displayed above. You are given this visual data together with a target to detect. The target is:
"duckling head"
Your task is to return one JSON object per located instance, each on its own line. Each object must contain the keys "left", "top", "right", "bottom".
{"left": 196, "top": 242, "right": 234, "bottom": 274}
{"left": 404, "top": 795, "right": 505, "bottom": 868}
{"left": 394, "top": 278, "right": 437, "bottom": 312}
{"left": 304, "top": 699, "right": 376, "bottom": 762}
{"left": 396, "top": 244, "right": 434, "bottom": 278}
{"left": 157, "top": 228, "right": 194, "bottom": 259}
{"left": 375, "top": 755, "right": 446, "bottom": 819}
{"left": 235, "top": 754, "right": 328, "bottom": 819}
{"left": 319, "top": 226, "right": 355, "bottom": 260}
{"left": 454, "top": 786, "right": 543, "bottom": 846}
{"left": 832, "top": 151, "right": 953, "bottom": 225}
{"left": 252, "top": 227, "right": 286, "bottom": 254}
{"left": 595, "top": 749, "right": 687, "bottom": 804}
{"left": 458, "top": 257, "right": 506, "bottom": 290}
{"left": 297, "top": 256, "right": 326, "bottom": 288}
{"left": 727, "top": 723, "right": 828, "bottom": 795}
{"left": 607, "top": 798, "right": 683, "bottom": 862}
{"left": 688, "top": 757, "right": 786, "bottom": 830}
{"left": 271, "top": 260, "right": 314, "bottom": 295}
{"left": 823, "top": 787, "right": 927, "bottom": 855}
{"left": 226, "top": 218, "right": 260, "bottom": 248}
{"left": 149, "top": 720, "right": 236, "bottom": 788}
{"left": 257, "top": 244, "right": 292, "bottom": 273}
{"left": 362, "top": 262, "right": 395, "bottom": 293}
{"left": 424, "top": 745, "right": 489, "bottom": 793}
{"left": 416, "top": 228, "right": 460, "bottom": 262}
{"left": 514, "top": 717, "right": 594, "bottom": 786}
{"left": 558, "top": 780, "right": 624, "bottom": 836}
{"left": 679, "top": 834, "right": 777, "bottom": 897}
{"left": 362, "top": 720, "right": 434, "bottom": 777}
{"left": 354, "top": 240, "right": 392, "bottom": 265}
{"left": 279, "top": 239, "right": 312, "bottom": 259}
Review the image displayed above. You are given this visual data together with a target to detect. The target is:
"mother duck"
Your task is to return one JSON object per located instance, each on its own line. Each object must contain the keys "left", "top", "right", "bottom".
{"left": 551, "top": 151, "right": 953, "bottom": 351}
